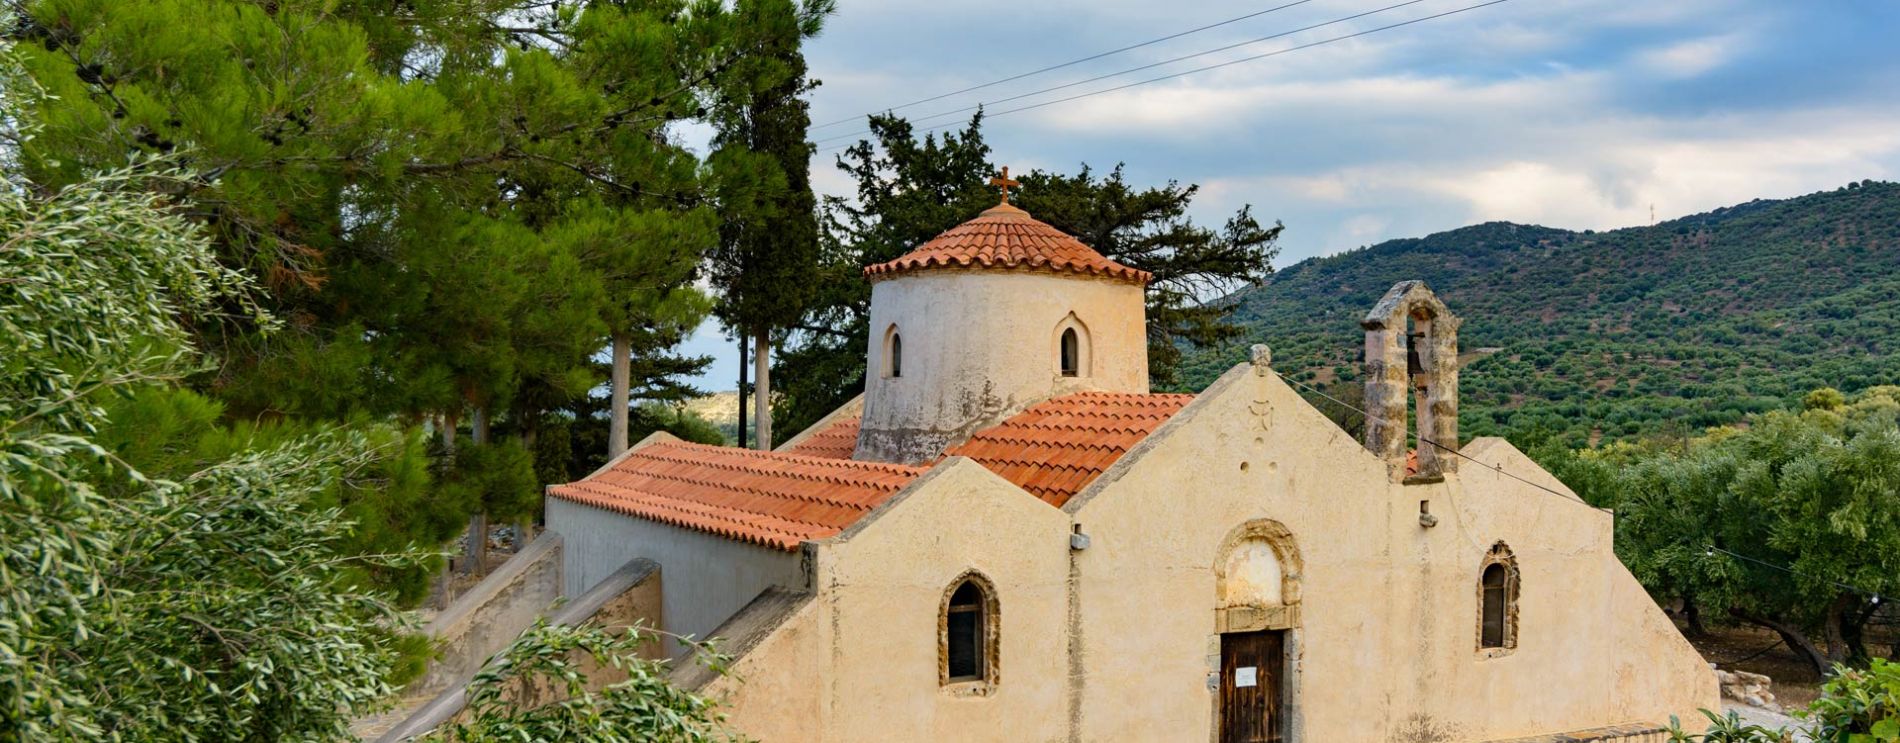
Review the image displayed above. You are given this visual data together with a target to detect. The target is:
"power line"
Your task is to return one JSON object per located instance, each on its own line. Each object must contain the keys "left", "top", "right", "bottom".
{"left": 809, "top": 0, "right": 1322, "bottom": 131}
{"left": 1272, "top": 368, "right": 1887, "bottom": 603}
{"left": 816, "top": 0, "right": 1515, "bottom": 155}
{"left": 814, "top": 0, "right": 1434, "bottom": 146}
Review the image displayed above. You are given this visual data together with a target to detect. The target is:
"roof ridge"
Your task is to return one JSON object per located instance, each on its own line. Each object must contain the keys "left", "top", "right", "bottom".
{"left": 640, "top": 442, "right": 923, "bottom": 476}
{"left": 599, "top": 467, "right": 886, "bottom": 512}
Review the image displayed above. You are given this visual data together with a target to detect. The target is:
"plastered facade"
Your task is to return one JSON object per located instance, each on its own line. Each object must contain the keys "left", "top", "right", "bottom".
{"left": 856, "top": 270, "right": 1148, "bottom": 464}
{"left": 701, "top": 359, "right": 1715, "bottom": 742}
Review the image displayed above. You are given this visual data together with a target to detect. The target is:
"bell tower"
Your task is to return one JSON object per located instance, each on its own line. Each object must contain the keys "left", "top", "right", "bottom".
{"left": 1360, "top": 280, "right": 1461, "bottom": 480}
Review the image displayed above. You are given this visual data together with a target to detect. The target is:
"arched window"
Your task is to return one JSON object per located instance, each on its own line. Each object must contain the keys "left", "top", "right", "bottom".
{"left": 941, "top": 573, "right": 998, "bottom": 687}
{"left": 1052, "top": 314, "right": 1090, "bottom": 378}
{"left": 1059, "top": 328, "right": 1080, "bottom": 377}
{"left": 1478, "top": 542, "right": 1518, "bottom": 652}
{"left": 884, "top": 325, "right": 902, "bottom": 379}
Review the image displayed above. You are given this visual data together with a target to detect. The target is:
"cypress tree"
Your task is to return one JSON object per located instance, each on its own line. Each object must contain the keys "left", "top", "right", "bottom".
{"left": 707, "top": 0, "right": 834, "bottom": 450}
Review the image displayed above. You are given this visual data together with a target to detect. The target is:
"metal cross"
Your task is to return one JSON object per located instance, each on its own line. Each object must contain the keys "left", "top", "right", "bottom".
{"left": 989, "top": 166, "right": 1020, "bottom": 204}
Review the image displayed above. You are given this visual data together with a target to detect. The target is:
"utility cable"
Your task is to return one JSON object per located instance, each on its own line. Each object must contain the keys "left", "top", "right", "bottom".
{"left": 810, "top": 0, "right": 1323, "bottom": 130}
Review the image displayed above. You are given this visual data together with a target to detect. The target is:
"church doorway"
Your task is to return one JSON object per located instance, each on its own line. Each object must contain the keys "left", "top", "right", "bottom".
{"left": 1218, "top": 629, "right": 1286, "bottom": 743}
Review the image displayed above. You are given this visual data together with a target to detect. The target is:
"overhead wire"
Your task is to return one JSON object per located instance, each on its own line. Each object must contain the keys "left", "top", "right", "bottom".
{"left": 813, "top": 0, "right": 1437, "bottom": 146}
{"left": 815, "top": 0, "right": 1517, "bottom": 155}
{"left": 809, "top": 0, "right": 1324, "bottom": 130}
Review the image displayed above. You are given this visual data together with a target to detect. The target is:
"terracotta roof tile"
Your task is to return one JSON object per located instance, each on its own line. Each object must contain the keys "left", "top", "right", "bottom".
{"left": 864, "top": 203, "right": 1151, "bottom": 284}
{"left": 943, "top": 391, "right": 1195, "bottom": 507}
{"left": 548, "top": 442, "right": 924, "bottom": 551}
{"left": 782, "top": 417, "right": 860, "bottom": 459}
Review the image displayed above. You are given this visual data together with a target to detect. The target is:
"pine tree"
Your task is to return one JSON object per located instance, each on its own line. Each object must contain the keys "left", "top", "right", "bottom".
{"left": 9, "top": 0, "right": 748, "bottom": 580}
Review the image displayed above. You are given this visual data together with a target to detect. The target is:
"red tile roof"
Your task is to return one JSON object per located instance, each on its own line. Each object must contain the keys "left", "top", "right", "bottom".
{"left": 548, "top": 442, "right": 923, "bottom": 551}
{"left": 864, "top": 203, "right": 1151, "bottom": 285}
{"left": 781, "top": 417, "right": 860, "bottom": 460}
{"left": 552, "top": 394, "right": 1195, "bottom": 549}
{"left": 942, "top": 391, "right": 1195, "bottom": 507}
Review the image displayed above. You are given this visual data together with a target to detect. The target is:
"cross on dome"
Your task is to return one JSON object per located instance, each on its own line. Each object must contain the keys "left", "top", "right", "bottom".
{"left": 989, "top": 166, "right": 1021, "bottom": 204}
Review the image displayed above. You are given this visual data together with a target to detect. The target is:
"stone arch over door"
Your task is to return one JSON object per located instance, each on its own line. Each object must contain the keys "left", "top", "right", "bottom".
{"left": 1212, "top": 519, "right": 1303, "bottom": 743}
{"left": 1214, "top": 519, "right": 1303, "bottom": 633}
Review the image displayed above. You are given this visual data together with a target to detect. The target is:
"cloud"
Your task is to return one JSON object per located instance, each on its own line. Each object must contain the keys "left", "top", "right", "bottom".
{"left": 1633, "top": 34, "right": 1748, "bottom": 78}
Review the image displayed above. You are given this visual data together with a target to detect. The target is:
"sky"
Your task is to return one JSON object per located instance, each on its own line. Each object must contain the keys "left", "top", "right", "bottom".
{"left": 677, "top": 0, "right": 1900, "bottom": 393}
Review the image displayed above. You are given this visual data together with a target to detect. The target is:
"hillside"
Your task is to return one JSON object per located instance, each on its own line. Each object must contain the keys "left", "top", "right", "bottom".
{"left": 1176, "top": 180, "right": 1900, "bottom": 446}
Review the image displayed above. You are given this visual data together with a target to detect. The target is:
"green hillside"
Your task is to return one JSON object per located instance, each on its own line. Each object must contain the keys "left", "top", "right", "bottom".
{"left": 1177, "top": 180, "right": 1900, "bottom": 447}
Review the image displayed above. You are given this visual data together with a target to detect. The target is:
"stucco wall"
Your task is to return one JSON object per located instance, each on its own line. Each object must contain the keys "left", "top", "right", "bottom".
{"left": 858, "top": 270, "right": 1147, "bottom": 463}
{"left": 546, "top": 497, "right": 805, "bottom": 649}
{"left": 707, "top": 460, "right": 1072, "bottom": 742}
{"left": 412, "top": 533, "right": 564, "bottom": 704}
{"left": 1060, "top": 364, "right": 1716, "bottom": 742}
{"left": 708, "top": 361, "right": 1715, "bottom": 742}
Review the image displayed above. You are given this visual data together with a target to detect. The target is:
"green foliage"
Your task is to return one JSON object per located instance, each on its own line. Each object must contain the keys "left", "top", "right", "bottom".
{"left": 8, "top": 0, "right": 746, "bottom": 561}
{"left": 1179, "top": 183, "right": 1900, "bottom": 445}
{"left": 1664, "top": 659, "right": 1900, "bottom": 742}
{"left": 1667, "top": 710, "right": 1792, "bottom": 742}
{"left": 442, "top": 439, "right": 541, "bottom": 526}
{"left": 1603, "top": 388, "right": 1900, "bottom": 676}
{"left": 0, "top": 162, "right": 417, "bottom": 740}
{"left": 419, "top": 620, "right": 742, "bottom": 743}
{"left": 775, "top": 113, "right": 1280, "bottom": 434}
{"left": 96, "top": 385, "right": 456, "bottom": 605}
{"left": 1803, "top": 659, "right": 1900, "bottom": 742}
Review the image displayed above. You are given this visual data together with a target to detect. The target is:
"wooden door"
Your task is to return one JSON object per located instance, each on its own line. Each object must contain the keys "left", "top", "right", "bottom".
{"left": 1219, "top": 630, "right": 1284, "bottom": 743}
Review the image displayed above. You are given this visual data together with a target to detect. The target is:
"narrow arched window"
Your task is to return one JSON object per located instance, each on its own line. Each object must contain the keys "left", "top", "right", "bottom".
{"left": 885, "top": 326, "right": 902, "bottom": 379}
{"left": 1060, "top": 328, "right": 1079, "bottom": 377}
{"left": 1481, "top": 564, "right": 1508, "bottom": 647}
{"left": 941, "top": 574, "right": 997, "bottom": 687}
{"left": 1478, "top": 542, "right": 1518, "bottom": 652}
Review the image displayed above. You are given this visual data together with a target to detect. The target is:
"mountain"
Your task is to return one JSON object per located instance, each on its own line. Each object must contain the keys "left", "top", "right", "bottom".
{"left": 1176, "top": 180, "right": 1900, "bottom": 447}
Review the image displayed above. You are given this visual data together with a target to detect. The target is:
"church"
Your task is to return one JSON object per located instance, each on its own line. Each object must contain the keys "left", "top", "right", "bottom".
{"left": 536, "top": 175, "right": 1714, "bottom": 741}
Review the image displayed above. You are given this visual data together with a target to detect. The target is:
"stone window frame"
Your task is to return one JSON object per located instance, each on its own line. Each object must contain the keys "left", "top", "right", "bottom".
{"left": 1051, "top": 312, "right": 1092, "bottom": 379}
{"left": 938, "top": 570, "right": 1000, "bottom": 695}
{"left": 883, "top": 323, "right": 902, "bottom": 379}
{"left": 1476, "top": 541, "right": 1520, "bottom": 657}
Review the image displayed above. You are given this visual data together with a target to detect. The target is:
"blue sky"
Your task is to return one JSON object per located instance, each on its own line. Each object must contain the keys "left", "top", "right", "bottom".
{"left": 677, "top": 0, "right": 1900, "bottom": 394}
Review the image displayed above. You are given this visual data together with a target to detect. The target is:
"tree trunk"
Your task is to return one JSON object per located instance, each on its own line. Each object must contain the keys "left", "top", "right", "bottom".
{"left": 737, "top": 337, "right": 749, "bottom": 448}
{"left": 1736, "top": 610, "right": 1831, "bottom": 678}
{"left": 1822, "top": 593, "right": 1854, "bottom": 666}
{"left": 753, "top": 330, "right": 772, "bottom": 451}
{"left": 608, "top": 332, "right": 631, "bottom": 458}
{"left": 440, "top": 411, "right": 458, "bottom": 452}
{"left": 436, "top": 410, "right": 459, "bottom": 598}
{"left": 1683, "top": 599, "right": 1709, "bottom": 638}
{"left": 462, "top": 407, "right": 491, "bottom": 576}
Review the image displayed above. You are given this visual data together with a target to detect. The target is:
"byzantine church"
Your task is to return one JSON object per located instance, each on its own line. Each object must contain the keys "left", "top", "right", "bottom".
{"left": 404, "top": 172, "right": 1717, "bottom": 742}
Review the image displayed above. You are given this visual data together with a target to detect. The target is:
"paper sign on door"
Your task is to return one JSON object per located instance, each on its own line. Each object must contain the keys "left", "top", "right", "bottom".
{"left": 1235, "top": 666, "right": 1258, "bottom": 688}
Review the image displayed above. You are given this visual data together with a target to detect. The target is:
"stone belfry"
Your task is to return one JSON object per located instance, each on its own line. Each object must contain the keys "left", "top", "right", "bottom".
{"left": 852, "top": 168, "right": 1154, "bottom": 464}
{"left": 1360, "top": 280, "right": 1461, "bottom": 480}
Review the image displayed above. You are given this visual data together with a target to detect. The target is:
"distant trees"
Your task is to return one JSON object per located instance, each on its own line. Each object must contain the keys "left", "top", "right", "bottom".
{"left": 1545, "top": 387, "right": 1900, "bottom": 677}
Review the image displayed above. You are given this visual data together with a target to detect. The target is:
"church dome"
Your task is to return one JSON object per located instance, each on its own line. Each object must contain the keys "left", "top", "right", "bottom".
{"left": 863, "top": 202, "right": 1151, "bottom": 284}
{"left": 853, "top": 169, "right": 1153, "bottom": 465}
